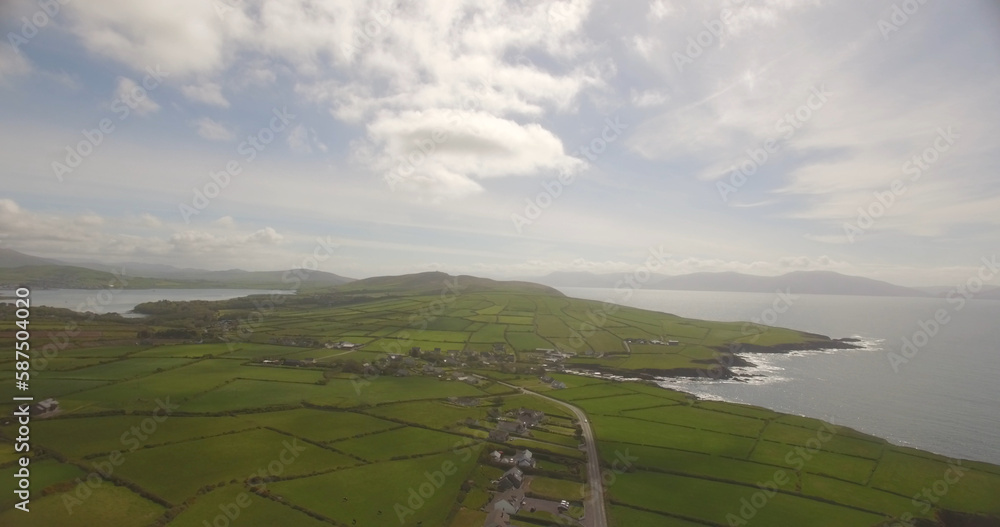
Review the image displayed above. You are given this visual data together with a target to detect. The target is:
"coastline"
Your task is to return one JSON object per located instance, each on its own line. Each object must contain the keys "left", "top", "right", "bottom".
{"left": 560, "top": 366, "right": 1000, "bottom": 469}
{"left": 565, "top": 335, "right": 863, "bottom": 380}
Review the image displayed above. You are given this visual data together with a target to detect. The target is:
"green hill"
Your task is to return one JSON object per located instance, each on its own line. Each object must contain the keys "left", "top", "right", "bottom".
{"left": 0, "top": 247, "right": 60, "bottom": 268}
{"left": 0, "top": 264, "right": 130, "bottom": 289}
{"left": 0, "top": 265, "right": 234, "bottom": 290}
{"left": 334, "top": 271, "right": 564, "bottom": 297}
{"left": 208, "top": 273, "right": 845, "bottom": 377}
{"left": 0, "top": 264, "right": 352, "bottom": 291}
{"left": 0, "top": 248, "right": 353, "bottom": 290}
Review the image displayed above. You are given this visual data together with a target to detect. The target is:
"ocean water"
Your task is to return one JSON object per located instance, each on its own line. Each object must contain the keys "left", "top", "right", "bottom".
{"left": 559, "top": 287, "right": 1000, "bottom": 466}
{"left": 1, "top": 288, "right": 294, "bottom": 317}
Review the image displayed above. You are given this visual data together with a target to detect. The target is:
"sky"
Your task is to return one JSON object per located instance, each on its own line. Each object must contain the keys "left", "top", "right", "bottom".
{"left": 1, "top": 0, "right": 999, "bottom": 286}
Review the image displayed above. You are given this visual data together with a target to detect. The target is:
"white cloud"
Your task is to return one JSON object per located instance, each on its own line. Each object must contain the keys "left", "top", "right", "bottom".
{"left": 803, "top": 233, "right": 852, "bottom": 245}
{"left": 239, "top": 61, "right": 278, "bottom": 86}
{"left": 287, "top": 1, "right": 602, "bottom": 198}
{"left": 362, "top": 109, "right": 585, "bottom": 196}
{"left": 139, "top": 213, "right": 162, "bottom": 228}
{"left": 181, "top": 82, "right": 229, "bottom": 107}
{"left": 64, "top": 0, "right": 249, "bottom": 76}
{"left": 0, "top": 199, "right": 21, "bottom": 216}
{"left": 287, "top": 124, "right": 327, "bottom": 154}
{"left": 0, "top": 46, "right": 32, "bottom": 81}
{"left": 41, "top": 70, "right": 82, "bottom": 90}
{"left": 169, "top": 227, "right": 283, "bottom": 253}
{"left": 0, "top": 199, "right": 111, "bottom": 247}
{"left": 112, "top": 77, "right": 160, "bottom": 116}
{"left": 194, "top": 117, "right": 235, "bottom": 141}
{"left": 0, "top": 199, "right": 287, "bottom": 268}
{"left": 75, "top": 212, "right": 105, "bottom": 227}
{"left": 630, "top": 88, "right": 669, "bottom": 107}
{"left": 620, "top": 0, "right": 1000, "bottom": 247}
{"left": 648, "top": 0, "right": 678, "bottom": 21}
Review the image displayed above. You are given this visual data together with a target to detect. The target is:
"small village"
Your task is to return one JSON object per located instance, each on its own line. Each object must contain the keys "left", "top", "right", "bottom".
{"left": 477, "top": 406, "right": 582, "bottom": 527}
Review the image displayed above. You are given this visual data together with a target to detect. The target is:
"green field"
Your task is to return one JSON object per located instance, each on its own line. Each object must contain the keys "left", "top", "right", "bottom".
{"left": 268, "top": 449, "right": 483, "bottom": 526}
{"left": 237, "top": 408, "right": 400, "bottom": 442}
{"left": 112, "top": 428, "right": 360, "bottom": 503}
{"left": 0, "top": 484, "right": 165, "bottom": 527}
{"left": 332, "top": 426, "right": 466, "bottom": 461}
{"left": 365, "top": 400, "right": 488, "bottom": 430}
{"left": 166, "top": 484, "right": 330, "bottom": 527}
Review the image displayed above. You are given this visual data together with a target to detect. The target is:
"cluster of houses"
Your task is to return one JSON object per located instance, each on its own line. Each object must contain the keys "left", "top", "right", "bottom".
{"left": 537, "top": 375, "right": 567, "bottom": 390}
{"left": 408, "top": 346, "right": 515, "bottom": 367}
{"left": 485, "top": 460, "right": 530, "bottom": 525}
{"left": 487, "top": 407, "right": 545, "bottom": 442}
{"left": 451, "top": 372, "right": 480, "bottom": 384}
{"left": 260, "top": 357, "right": 316, "bottom": 367}
{"left": 480, "top": 407, "right": 578, "bottom": 527}
{"left": 485, "top": 448, "right": 571, "bottom": 527}
{"left": 324, "top": 341, "right": 361, "bottom": 350}
{"left": 536, "top": 348, "right": 576, "bottom": 364}
{"left": 267, "top": 336, "right": 321, "bottom": 347}
{"left": 625, "top": 337, "right": 679, "bottom": 346}
{"left": 490, "top": 449, "right": 536, "bottom": 471}
{"left": 257, "top": 342, "right": 527, "bottom": 380}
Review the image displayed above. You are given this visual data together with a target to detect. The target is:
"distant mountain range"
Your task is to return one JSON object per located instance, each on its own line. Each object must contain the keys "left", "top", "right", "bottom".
{"left": 913, "top": 284, "right": 1000, "bottom": 299}
{"left": 975, "top": 287, "right": 1000, "bottom": 300}
{"left": 0, "top": 248, "right": 354, "bottom": 290}
{"left": 529, "top": 269, "right": 970, "bottom": 298}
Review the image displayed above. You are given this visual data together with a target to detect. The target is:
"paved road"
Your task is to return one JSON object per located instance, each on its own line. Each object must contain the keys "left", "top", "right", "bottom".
{"left": 499, "top": 382, "right": 608, "bottom": 527}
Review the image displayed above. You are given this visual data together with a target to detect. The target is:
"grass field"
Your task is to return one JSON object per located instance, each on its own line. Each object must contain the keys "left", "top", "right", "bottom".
{"left": 528, "top": 476, "right": 585, "bottom": 500}
{"left": 113, "top": 428, "right": 360, "bottom": 503}
{"left": 269, "top": 449, "right": 482, "bottom": 526}
{"left": 32, "top": 415, "right": 256, "bottom": 458}
{"left": 576, "top": 380, "right": 1000, "bottom": 526}
{"left": 332, "top": 426, "right": 466, "bottom": 461}
{"left": 608, "top": 505, "right": 706, "bottom": 527}
{"left": 0, "top": 459, "right": 87, "bottom": 510}
{"left": 237, "top": 408, "right": 401, "bottom": 442}
{"left": 365, "top": 400, "right": 489, "bottom": 430}
{"left": 0, "top": 484, "right": 165, "bottom": 527}
{"left": 166, "top": 484, "right": 330, "bottom": 527}
{"left": 609, "top": 471, "right": 886, "bottom": 526}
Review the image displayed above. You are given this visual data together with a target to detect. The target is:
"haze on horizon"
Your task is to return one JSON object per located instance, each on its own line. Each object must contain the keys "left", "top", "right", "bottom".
{"left": 1, "top": 0, "right": 999, "bottom": 287}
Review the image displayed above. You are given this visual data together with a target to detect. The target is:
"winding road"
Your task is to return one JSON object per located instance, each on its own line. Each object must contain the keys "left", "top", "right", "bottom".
{"left": 498, "top": 382, "right": 608, "bottom": 527}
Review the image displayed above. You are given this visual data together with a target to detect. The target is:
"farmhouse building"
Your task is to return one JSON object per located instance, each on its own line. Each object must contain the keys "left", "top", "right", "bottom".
{"left": 517, "top": 408, "right": 545, "bottom": 427}
{"left": 514, "top": 449, "right": 535, "bottom": 469}
{"left": 489, "top": 429, "right": 510, "bottom": 442}
{"left": 497, "top": 420, "right": 527, "bottom": 435}
{"left": 33, "top": 398, "right": 59, "bottom": 415}
{"left": 495, "top": 467, "right": 524, "bottom": 491}
{"left": 448, "top": 396, "right": 480, "bottom": 407}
